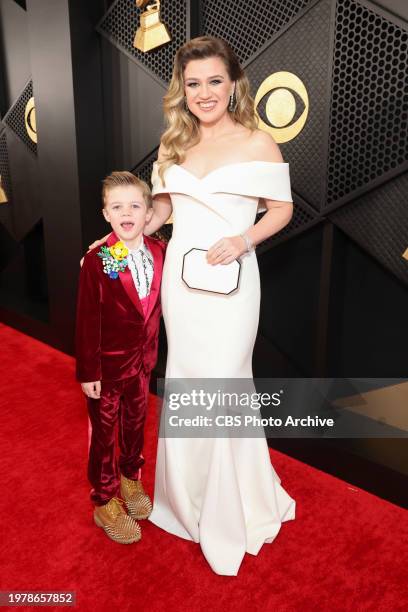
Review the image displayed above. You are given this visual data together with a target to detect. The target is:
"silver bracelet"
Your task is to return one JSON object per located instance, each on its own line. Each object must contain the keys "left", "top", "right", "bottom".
{"left": 241, "top": 232, "right": 255, "bottom": 253}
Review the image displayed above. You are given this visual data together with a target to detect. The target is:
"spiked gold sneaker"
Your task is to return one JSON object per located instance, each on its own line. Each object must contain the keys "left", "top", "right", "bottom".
{"left": 120, "top": 474, "right": 153, "bottom": 520}
{"left": 93, "top": 496, "right": 141, "bottom": 544}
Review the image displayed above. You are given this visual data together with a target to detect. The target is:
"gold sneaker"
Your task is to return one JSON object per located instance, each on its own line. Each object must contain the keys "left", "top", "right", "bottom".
{"left": 93, "top": 496, "right": 141, "bottom": 544}
{"left": 120, "top": 474, "right": 153, "bottom": 520}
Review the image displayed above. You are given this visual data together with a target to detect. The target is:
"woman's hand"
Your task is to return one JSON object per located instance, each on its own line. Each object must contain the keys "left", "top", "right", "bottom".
{"left": 207, "top": 236, "right": 247, "bottom": 265}
{"left": 80, "top": 234, "right": 110, "bottom": 267}
{"left": 88, "top": 234, "right": 110, "bottom": 251}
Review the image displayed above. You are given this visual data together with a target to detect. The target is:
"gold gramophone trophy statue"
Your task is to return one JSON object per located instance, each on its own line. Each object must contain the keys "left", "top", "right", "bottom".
{"left": 134, "top": 0, "right": 171, "bottom": 52}
{"left": 0, "top": 175, "right": 8, "bottom": 204}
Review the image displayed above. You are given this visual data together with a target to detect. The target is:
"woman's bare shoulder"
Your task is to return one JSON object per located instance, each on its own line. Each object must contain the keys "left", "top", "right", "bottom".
{"left": 247, "top": 129, "right": 284, "bottom": 163}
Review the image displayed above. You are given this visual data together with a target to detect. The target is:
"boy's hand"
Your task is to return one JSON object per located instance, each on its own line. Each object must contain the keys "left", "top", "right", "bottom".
{"left": 81, "top": 381, "right": 101, "bottom": 399}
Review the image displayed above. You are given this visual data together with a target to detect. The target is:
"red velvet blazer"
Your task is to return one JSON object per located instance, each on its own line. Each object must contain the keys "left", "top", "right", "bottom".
{"left": 76, "top": 232, "right": 166, "bottom": 383}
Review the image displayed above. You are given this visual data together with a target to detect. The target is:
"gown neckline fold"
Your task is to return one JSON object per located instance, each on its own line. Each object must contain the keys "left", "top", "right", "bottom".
{"left": 165, "top": 159, "right": 289, "bottom": 182}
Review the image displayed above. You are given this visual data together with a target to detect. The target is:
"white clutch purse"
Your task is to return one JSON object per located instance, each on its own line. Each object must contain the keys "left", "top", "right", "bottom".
{"left": 182, "top": 248, "right": 241, "bottom": 295}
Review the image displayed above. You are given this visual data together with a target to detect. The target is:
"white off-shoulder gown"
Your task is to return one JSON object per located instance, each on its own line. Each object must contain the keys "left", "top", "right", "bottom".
{"left": 149, "top": 161, "right": 296, "bottom": 576}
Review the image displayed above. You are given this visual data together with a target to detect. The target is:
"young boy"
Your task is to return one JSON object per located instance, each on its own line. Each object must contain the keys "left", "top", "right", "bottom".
{"left": 76, "top": 171, "right": 165, "bottom": 544}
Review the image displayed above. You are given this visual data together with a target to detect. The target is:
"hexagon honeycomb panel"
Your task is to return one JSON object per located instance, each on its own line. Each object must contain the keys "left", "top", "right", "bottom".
{"left": 97, "top": 0, "right": 187, "bottom": 85}
{"left": 3, "top": 80, "right": 37, "bottom": 156}
{"left": 0, "top": 130, "right": 12, "bottom": 203}
{"left": 133, "top": 148, "right": 158, "bottom": 185}
{"left": 132, "top": 148, "right": 172, "bottom": 242}
{"left": 202, "top": 0, "right": 312, "bottom": 64}
{"left": 246, "top": 0, "right": 333, "bottom": 213}
{"left": 330, "top": 170, "right": 408, "bottom": 284}
{"left": 325, "top": 0, "right": 408, "bottom": 208}
{"left": 256, "top": 198, "right": 320, "bottom": 254}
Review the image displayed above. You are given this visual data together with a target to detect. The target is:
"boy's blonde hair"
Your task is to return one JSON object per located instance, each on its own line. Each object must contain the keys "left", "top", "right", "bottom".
{"left": 102, "top": 171, "right": 152, "bottom": 209}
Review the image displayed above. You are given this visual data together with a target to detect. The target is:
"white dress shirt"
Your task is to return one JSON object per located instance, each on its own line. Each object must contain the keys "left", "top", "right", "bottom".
{"left": 126, "top": 237, "right": 154, "bottom": 299}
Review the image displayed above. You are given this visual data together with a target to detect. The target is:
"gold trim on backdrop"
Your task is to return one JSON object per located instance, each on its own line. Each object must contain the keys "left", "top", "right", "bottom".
{"left": 25, "top": 96, "right": 37, "bottom": 144}
{"left": 403, "top": 248, "right": 408, "bottom": 260}
{"left": 255, "top": 72, "right": 309, "bottom": 143}
{"left": 134, "top": 0, "right": 171, "bottom": 52}
{"left": 0, "top": 175, "right": 8, "bottom": 204}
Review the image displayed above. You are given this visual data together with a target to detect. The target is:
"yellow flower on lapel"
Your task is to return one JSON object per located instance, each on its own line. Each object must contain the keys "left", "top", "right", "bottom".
{"left": 109, "top": 241, "right": 129, "bottom": 261}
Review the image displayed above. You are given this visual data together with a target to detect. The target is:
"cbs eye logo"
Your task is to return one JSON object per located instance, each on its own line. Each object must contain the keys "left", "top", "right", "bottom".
{"left": 25, "top": 97, "right": 37, "bottom": 144}
{"left": 254, "top": 71, "right": 309, "bottom": 143}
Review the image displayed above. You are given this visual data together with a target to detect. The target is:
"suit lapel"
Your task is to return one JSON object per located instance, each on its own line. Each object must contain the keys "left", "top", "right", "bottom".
{"left": 107, "top": 232, "right": 144, "bottom": 318}
{"left": 144, "top": 235, "right": 163, "bottom": 321}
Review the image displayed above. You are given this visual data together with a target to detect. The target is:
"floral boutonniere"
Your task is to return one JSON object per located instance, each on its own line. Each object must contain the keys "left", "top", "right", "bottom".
{"left": 98, "top": 241, "right": 129, "bottom": 279}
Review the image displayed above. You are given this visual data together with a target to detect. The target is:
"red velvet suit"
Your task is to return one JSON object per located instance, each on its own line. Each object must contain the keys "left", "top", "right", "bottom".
{"left": 76, "top": 231, "right": 165, "bottom": 505}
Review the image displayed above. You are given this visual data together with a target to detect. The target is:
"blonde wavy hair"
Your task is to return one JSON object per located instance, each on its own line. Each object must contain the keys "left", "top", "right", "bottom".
{"left": 157, "top": 36, "right": 258, "bottom": 183}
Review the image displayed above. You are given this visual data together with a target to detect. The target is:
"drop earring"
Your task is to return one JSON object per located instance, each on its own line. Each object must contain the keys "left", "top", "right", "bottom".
{"left": 229, "top": 91, "right": 237, "bottom": 112}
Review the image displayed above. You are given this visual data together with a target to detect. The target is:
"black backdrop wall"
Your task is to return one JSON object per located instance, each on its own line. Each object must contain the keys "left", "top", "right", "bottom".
{"left": 1, "top": 0, "right": 407, "bottom": 491}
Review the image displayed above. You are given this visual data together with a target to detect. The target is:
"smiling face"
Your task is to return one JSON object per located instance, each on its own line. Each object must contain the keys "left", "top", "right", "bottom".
{"left": 102, "top": 185, "right": 152, "bottom": 249}
{"left": 184, "top": 56, "right": 235, "bottom": 124}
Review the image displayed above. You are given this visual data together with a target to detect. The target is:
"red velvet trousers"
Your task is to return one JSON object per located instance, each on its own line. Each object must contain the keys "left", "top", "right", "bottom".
{"left": 87, "top": 370, "right": 149, "bottom": 506}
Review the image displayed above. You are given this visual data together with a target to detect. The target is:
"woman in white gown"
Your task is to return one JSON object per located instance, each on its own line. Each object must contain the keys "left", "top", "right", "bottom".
{"left": 144, "top": 36, "right": 296, "bottom": 576}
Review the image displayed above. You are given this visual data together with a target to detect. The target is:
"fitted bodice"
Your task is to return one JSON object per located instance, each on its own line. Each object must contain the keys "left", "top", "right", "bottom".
{"left": 151, "top": 160, "right": 293, "bottom": 248}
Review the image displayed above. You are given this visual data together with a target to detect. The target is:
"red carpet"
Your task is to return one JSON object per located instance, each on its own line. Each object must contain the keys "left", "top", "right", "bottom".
{"left": 1, "top": 322, "right": 407, "bottom": 611}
